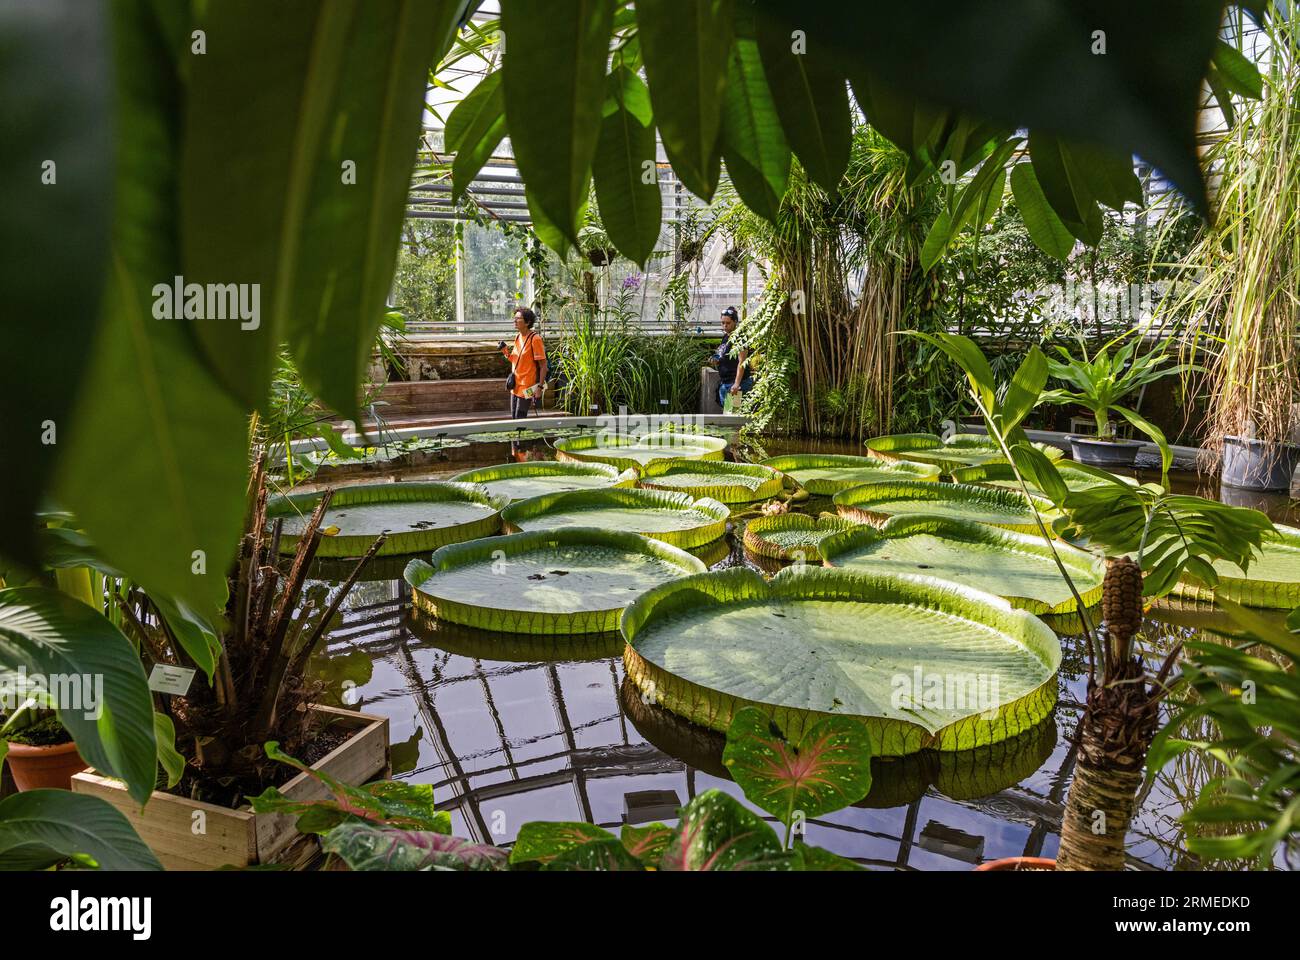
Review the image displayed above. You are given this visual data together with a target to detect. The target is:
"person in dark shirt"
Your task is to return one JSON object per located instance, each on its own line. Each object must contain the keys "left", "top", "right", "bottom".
{"left": 711, "top": 306, "right": 752, "bottom": 409}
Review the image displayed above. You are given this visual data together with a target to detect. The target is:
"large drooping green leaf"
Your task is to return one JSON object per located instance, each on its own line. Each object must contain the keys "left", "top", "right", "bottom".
{"left": 404, "top": 528, "right": 705, "bottom": 634}
{"left": 451, "top": 460, "right": 637, "bottom": 501}
{"left": 720, "top": 36, "right": 790, "bottom": 224}
{"left": 500, "top": 0, "right": 614, "bottom": 248}
{"left": 321, "top": 822, "right": 508, "bottom": 871}
{"left": 555, "top": 431, "right": 728, "bottom": 472}
{"left": 723, "top": 707, "right": 873, "bottom": 831}
{"left": 501, "top": 487, "right": 729, "bottom": 550}
{"left": 622, "top": 566, "right": 1062, "bottom": 755}
{"left": 447, "top": 69, "right": 507, "bottom": 201}
{"left": 759, "top": 454, "right": 940, "bottom": 495}
{"left": 834, "top": 479, "right": 1058, "bottom": 535}
{"left": 658, "top": 789, "right": 798, "bottom": 871}
{"left": 1171, "top": 525, "right": 1300, "bottom": 609}
{"left": 592, "top": 66, "right": 662, "bottom": 267}
{"left": 638, "top": 458, "right": 783, "bottom": 503}
{"left": 638, "top": 0, "right": 733, "bottom": 200}
{"left": 0, "top": 790, "right": 161, "bottom": 871}
{"left": 0, "top": 587, "right": 157, "bottom": 805}
{"left": 999, "top": 346, "right": 1048, "bottom": 436}
{"left": 266, "top": 481, "right": 508, "bottom": 557}
{"left": 753, "top": 1, "right": 850, "bottom": 193}
{"left": 1010, "top": 161, "right": 1079, "bottom": 259}
{"left": 820, "top": 515, "right": 1106, "bottom": 616}
{"left": 54, "top": 0, "right": 247, "bottom": 617}
{"left": 1027, "top": 131, "right": 1104, "bottom": 244}
{"left": 0, "top": 0, "right": 111, "bottom": 570}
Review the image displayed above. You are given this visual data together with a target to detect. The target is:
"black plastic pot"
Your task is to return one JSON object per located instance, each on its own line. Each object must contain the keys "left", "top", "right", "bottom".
{"left": 1067, "top": 435, "right": 1143, "bottom": 468}
{"left": 1221, "top": 435, "right": 1300, "bottom": 492}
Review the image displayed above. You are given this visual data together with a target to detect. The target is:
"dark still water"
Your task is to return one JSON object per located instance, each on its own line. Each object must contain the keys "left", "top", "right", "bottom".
{"left": 305, "top": 432, "right": 1296, "bottom": 870}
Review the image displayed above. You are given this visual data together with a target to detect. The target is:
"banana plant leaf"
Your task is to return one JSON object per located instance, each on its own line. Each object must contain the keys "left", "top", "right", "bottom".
{"left": 554, "top": 431, "right": 727, "bottom": 472}
{"left": 742, "top": 513, "right": 859, "bottom": 562}
{"left": 621, "top": 566, "right": 1061, "bottom": 755}
{"left": 404, "top": 528, "right": 706, "bottom": 635}
{"left": 451, "top": 460, "right": 638, "bottom": 502}
{"left": 760, "top": 453, "right": 941, "bottom": 495}
{"left": 865, "top": 432, "right": 1063, "bottom": 475}
{"left": 1171, "top": 524, "right": 1300, "bottom": 609}
{"left": 266, "top": 481, "right": 507, "bottom": 557}
{"left": 0, "top": 790, "right": 161, "bottom": 871}
{"left": 834, "top": 479, "right": 1058, "bottom": 534}
{"left": 501, "top": 487, "right": 729, "bottom": 550}
{"left": 638, "top": 458, "right": 783, "bottom": 503}
{"left": 820, "top": 515, "right": 1105, "bottom": 615}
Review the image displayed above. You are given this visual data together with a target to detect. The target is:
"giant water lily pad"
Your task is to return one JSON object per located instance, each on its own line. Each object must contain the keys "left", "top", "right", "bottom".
{"left": 404, "top": 529, "right": 705, "bottom": 634}
{"left": 833, "top": 479, "right": 1056, "bottom": 534}
{"left": 638, "top": 458, "right": 782, "bottom": 503}
{"left": 742, "top": 513, "right": 859, "bottom": 562}
{"left": 267, "top": 481, "right": 507, "bottom": 557}
{"left": 621, "top": 567, "right": 1061, "bottom": 756}
{"left": 950, "top": 461, "right": 1136, "bottom": 493}
{"left": 502, "top": 488, "right": 729, "bottom": 549}
{"left": 760, "top": 453, "right": 941, "bottom": 495}
{"left": 820, "top": 515, "right": 1105, "bottom": 615}
{"left": 1171, "top": 524, "right": 1300, "bottom": 609}
{"left": 865, "top": 433, "right": 1063, "bottom": 475}
{"left": 451, "top": 460, "right": 638, "bottom": 501}
{"left": 554, "top": 431, "right": 728, "bottom": 472}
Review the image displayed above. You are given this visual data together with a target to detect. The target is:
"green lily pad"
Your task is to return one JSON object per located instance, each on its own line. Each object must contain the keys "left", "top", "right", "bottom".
{"left": 833, "top": 479, "right": 1057, "bottom": 534}
{"left": 760, "top": 453, "right": 941, "bottom": 495}
{"left": 638, "top": 458, "right": 783, "bottom": 503}
{"left": 950, "top": 460, "right": 1137, "bottom": 492}
{"left": 501, "top": 488, "right": 730, "bottom": 549}
{"left": 865, "top": 433, "right": 1063, "bottom": 475}
{"left": 554, "top": 430, "right": 728, "bottom": 472}
{"left": 622, "top": 566, "right": 1061, "bottom": 756}
{"left": 451, "top": 460, "right": 638, "bottom": 501}
{"left": 404, "top": 528, "right": 706, "bottom": 634}
{"left": 742, "top": 513, "right": 859, "bottom": 562}
{"left": 1172, "top": 524, "right": 1300, "bottom": 609}
{"left": 820, "top": 515, "right": 1105, "bottom": 615}
{"left": 267, "top": 481, "right": 507, "bottom": 557}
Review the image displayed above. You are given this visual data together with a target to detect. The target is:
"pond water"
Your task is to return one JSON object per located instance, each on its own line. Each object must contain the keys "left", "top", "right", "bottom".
{"left": 305, "top": 429, "right": 1297, "bottom": 870}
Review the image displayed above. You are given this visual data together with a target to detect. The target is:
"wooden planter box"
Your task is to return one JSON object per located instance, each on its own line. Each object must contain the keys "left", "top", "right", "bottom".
{"left": 71, "top": 705, "right": 389, "bottom": 871}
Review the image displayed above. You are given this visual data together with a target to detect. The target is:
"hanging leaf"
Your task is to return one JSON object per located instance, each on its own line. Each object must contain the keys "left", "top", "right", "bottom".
{"left": 500, "top": 0, "right": 615, "bottom": 248}
{"left": 153, "top": 711, "right": 186, "bottom": 788}
{"left": 449, "top": 70, "right": 507, "bottom": 201}
{"left": 1010, "top": 162, "right": 1077, "bottom": 260}
{"left": 1071, "top": 142, "right": 1143, "bottom": 212}
{"left": 721, "top": 36, "right": 791, "bottom": 224}
{"left": 1028, "top": 132, "right": 1103, "bottom": 244}
{"left": 638, "top": 0, "right": 734, "bottom": 201}
{"left": 753, "top": 2, "right": 850, "bottom": 192}
{"left": 1212, "top": 38, "right": 1263, "bottom": 99}
{"left": 592, "top": 67, "right": 662, "bottom": 267}
{"left": 0, "top": 790, "right": 161, "bottom": 871}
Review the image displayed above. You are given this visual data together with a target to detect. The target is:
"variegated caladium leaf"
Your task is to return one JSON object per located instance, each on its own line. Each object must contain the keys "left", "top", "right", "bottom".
{"left": 658, "top": 790, "right": 799, "bottom": 871}
{"left": 321, "top": 823, "right": 507, "bottom": 872}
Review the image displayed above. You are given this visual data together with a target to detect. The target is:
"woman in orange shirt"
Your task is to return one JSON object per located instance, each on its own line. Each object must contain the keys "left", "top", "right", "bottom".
{"left": 500, "top": 307, "right": 547, "bottom": 418}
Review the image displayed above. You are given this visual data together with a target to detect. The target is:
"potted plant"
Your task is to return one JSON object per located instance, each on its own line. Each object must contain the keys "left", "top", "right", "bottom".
{"left": 1040, "top": 332, "right": 1188, "bottom": 469}
{"left": 1, "top": 708, "right": 86, "bottom": 791}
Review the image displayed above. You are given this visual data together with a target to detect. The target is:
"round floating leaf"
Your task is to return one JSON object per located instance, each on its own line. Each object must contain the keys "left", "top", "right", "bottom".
{"left": 638, "top": 458, "right": 782, "bottom": 503}
{"left": 621, "top": 566, "right": 1061, "bottom": 756}
{"left": 1172, "top": 524, "right": 1300, "bottom": 609}
{"left": 742, "top": 513, "right": 858, "bottom": 562}
{"left": 404, "top": 528, "right": 706, "bottom": 634}
{"left": 760, "top": 453, "right": 941, "bottom": 495}
{"left": 821, "top": 515, "right": 1104, "bottom": 615}
{"left": 267, "top": 481, "right": 507, "bottom": 557}
{"left": 451, "top": 460, "right": 637, "bottom": 502}
{"left": 865, "top": 432, "right": 1063, "bottom": 475}
{"left": 951, "top": 460, "right": 1136, "bottom": 493}
{"left": 501, "top": 487, "right": 729, "bottom": 549}
{"left": 833, "top": 479, "right": 1057, "bottom": 534}
{"left": 554, "top": 430, "right": 727, "bottom": 472}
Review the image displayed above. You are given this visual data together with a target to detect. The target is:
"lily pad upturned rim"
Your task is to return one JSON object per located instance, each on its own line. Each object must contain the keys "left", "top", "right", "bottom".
{"left": 759, "top": 453, "right": 942, "bottom": 494}
{"left": 404, "top": 527, "right": 706, "bottom": 635}
{"left": 819, "top": 514, "right": 1105, "bottom": 615}
{"left": 450, "top": 460, "right": 639, "bottom": 499}
{"left": 500, "top": 487, "right": 730, "bottom": 549}
{"left": 741, "top": 513, "right": 860, "bottom": 562}
{"left": 637, "top": 458, "right": 783, "bottom": 503}
{"left": 1172, "top": 523, "right": 1300, "bottom": 609}
{"left": 554, "top": 430, "right": 728, "bottom": 471}
{"left": 832, "top": 479, "right": 1058, "bottom": 534}
{"left": 620, "top": 565, "right": 1062, "bottom": 756}
{"left": 266, "top": 481, "right": 508, "bottom": 557}
{"left": 865, "top": 432, "right": 1065, "bottom": 473}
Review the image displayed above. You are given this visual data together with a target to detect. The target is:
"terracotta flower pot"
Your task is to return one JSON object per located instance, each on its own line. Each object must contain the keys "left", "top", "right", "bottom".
{"left": 5, "top": 740, "right": 88, "bottom": 791}
{"left": 974, "top": 856, "right": 1056, "bottom": 871}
